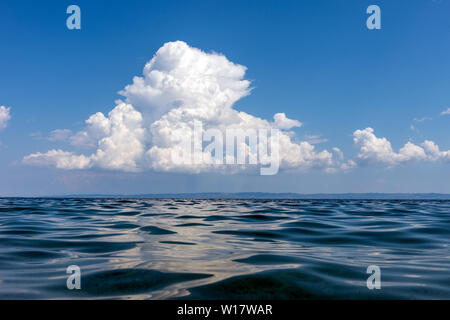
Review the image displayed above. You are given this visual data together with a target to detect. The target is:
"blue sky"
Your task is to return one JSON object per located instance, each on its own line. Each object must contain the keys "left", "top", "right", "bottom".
{"left": 1, "top": 0, "right": 450, "bottom": 196}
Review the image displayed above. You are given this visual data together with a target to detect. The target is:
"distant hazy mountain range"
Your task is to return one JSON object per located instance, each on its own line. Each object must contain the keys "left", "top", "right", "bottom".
{"left": 42, "top": 192, "right": 450, "bottom": 200}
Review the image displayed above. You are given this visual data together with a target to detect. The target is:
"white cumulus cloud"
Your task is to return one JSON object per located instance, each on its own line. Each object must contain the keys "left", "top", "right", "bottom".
{"left": 422, "top": 140, "right": 450, "bottom": 162}
{"left": 353, "top": 127, "right": 450, "bottom": 166}
{"left": 273, "top": 113, "right": 302, "bottom": 130}
{"left": 23, "top": 41, "right": 345, "bottom": 173}
{"left": 0, "top": 106, "right": 11, "bottom": 131}
{"left": 23, "top": 150, "right": 91, "bottom": 170}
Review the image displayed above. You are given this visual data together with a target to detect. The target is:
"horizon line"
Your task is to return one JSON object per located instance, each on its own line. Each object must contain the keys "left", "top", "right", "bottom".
{"left": 2, "top": 192, "right": 450, "bottom": 199}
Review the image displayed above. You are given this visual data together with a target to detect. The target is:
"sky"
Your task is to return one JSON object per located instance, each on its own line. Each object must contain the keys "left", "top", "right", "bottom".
{"left": 1, "top": 0, "right": 450, "bottom": 196}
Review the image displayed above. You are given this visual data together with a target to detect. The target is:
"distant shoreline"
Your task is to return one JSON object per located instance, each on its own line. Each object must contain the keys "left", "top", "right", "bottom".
{"left": 3, "top": 192, "right": 450, "bottom": 200}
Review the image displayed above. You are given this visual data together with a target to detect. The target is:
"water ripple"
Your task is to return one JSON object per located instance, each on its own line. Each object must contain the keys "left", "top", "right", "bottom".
{"left": 0, "top": 198, "right": 449, "bottom": 299}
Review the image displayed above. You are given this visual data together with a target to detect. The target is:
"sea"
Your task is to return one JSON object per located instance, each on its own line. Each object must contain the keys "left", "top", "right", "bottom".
{"left": 0, "top": 198, "right": 449, "bottom": 299}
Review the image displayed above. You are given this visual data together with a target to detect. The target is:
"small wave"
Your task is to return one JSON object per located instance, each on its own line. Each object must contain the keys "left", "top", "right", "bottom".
{"left": 0, "top": 198, "right": 448, "bottom": 299}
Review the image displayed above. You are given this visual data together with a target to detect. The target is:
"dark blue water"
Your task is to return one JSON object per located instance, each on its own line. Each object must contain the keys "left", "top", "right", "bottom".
{"left": 0, "top": 198, "right": 449, "bottom": 299}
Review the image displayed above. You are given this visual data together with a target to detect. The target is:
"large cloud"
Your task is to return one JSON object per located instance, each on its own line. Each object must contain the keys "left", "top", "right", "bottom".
{"left": 0, "top": 106, "right": 11, "bottom": 131}
{"left": 353, "top": 127, "right": 450, "bottom": 166}
{"left": 23, "top": 41, "right": 344, "bottom": 174}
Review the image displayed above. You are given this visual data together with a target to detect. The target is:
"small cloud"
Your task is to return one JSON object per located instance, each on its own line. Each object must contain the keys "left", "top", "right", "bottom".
{"left": 441, "top": 108, "right": 450, "bottom": 116}
{"left": 332, "top": 147, "right": 344, "bottom": 160}
{"left": 341, "top": 159, "right": 357, "bottom": 171}
{"left": 30, "top": 132, "right": 43, "bottom": 139}
{"left": 409, "top": 124, "right": 422, "bottom": 136}
{"left": 30, "top": 129, "right": 73, "bottom": 142}
{"left": 273, "top": 113, "right": 302, "bottom": 130}
{"left": 304, "top": 134, "right": 328, "bottom": 144}
{"left": 48, "top": 129, "right": 73, "bottom": 142}
{"left": 413, "top": 117, "right": 432, "bottom": 123}
{"left": 0, "top": 106, "right": 11, "bottom": 131}
{"left": 22, "top": 149, "right": 91, "bottom": 170}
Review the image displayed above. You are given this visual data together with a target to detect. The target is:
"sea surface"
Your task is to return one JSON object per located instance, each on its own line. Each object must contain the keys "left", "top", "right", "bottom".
{"left": 0, "top": 198, "right": 449, "bottom": 299}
